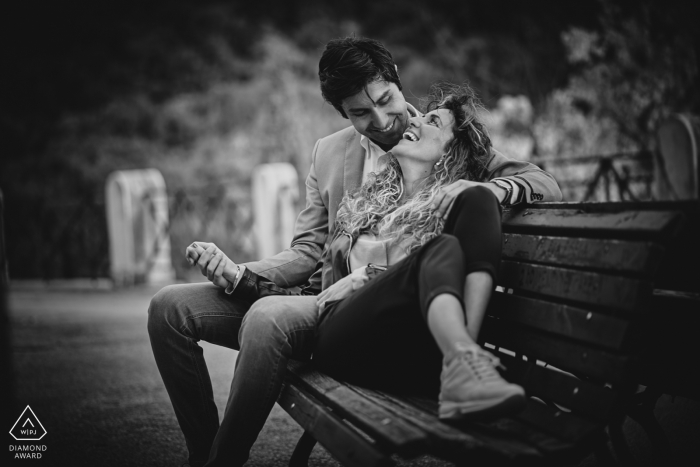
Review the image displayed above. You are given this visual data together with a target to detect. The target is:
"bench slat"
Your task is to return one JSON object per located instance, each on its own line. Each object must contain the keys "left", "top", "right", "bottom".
{"left": 286, "top": 361, "right": 428, "bottom": 457}
{"left": 348, "top": 385, "right": 544, "bottom": 461}
{"left": 278, "top": 383, "right": 393, "bottom": 467}
{"left": 346, "top": 385, "right": 484, "bottom": 451}
{"left": 401, "top": 396, "right": 581, "bottom": 458}
{"left": 513, "top": 398, "right": 602, "bottom": 444}
{"left": 498, "top": 261, "right": 652, "bottom": 312}
{"left": 480, "top": 318, "right": 630, "bottom": 385}
{"left": 502, "top": 234, "right": 663, "bottom": 275}
{"left": 497, "top": 352, "right": 617, "bottom": 422}
{"left": 488, "top": 293, "right": 631, "bottom": 350}
{"left": 502, "top": 206, "right": 684, "bottom": 240}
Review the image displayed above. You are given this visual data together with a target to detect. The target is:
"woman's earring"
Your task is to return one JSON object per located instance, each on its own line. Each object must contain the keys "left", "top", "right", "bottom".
{"left": 433, "top": 155, "right": 446, "bottom": 170}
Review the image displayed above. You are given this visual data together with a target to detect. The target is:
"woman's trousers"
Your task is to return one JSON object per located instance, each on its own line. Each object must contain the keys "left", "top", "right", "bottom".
{"left": 314, "top": 186, "right": 502, "bottom": 396}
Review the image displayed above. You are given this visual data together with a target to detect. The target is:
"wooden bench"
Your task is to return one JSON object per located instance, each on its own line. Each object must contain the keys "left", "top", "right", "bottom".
{"left": 278, "top": 201, "right": 700, "bottom": 466}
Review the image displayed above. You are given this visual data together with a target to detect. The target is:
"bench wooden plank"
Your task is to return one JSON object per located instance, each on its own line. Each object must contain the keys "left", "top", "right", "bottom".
{"left": 347, "top": 385, "right": 545, "bottom": 461}
{"left": 401, "top": 396, "right": 577, "bottom": 459}
{"left": 513, "top": 398, "right": 602, "bottom": 444}
{"left": 347, "top": 385, "right": 485, "bottom": 451}
{"left": 502, "top": 234, "right": 663, "bottom": 275}
{"left": 497, "top": 352, "right": 617, "bottom": 422}
{"left": 279, "top": 383, "right": 394, "bottom": 467}
{"left": 488, "top": 293, "right": 630, "bottom": 350}
{"left": 502, "top": 206, "right": 684, "bottom": 240}
{"left": 286, "top": 362, "right": 428, "bottom": 457}
{"left": 480, "top": 318, "right": 630, "bottom": 385}
{"left": 498, "top": 261, "right": 652, "bottom": 312}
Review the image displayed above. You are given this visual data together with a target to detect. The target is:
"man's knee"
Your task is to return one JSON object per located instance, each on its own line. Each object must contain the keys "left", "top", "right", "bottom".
{"left": 147, "top": 284, "right": 188, "bottom": 333}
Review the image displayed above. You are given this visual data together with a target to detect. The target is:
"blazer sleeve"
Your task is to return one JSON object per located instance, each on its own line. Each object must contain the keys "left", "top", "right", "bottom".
{"left": 240, "top": 139, "right": 329, "bottom": 287}
{"left": 483, "top": 148, "right": 563, "bottom": 204}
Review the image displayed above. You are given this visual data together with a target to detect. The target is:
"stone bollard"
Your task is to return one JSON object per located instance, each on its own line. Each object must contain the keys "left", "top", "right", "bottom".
{"left": 251, "top": 163, "right": 299, "bottom": 258}
{"left": 105, "top": 169, "right": 176, "bottom": 287}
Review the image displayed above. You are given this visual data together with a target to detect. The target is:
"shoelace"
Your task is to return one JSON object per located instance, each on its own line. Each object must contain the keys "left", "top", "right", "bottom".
{"left": 462, "top": 349, "right": 505, "bottom": 381}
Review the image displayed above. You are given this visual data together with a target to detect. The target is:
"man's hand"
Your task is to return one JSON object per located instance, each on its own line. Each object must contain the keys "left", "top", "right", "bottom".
{"left": 431, "top": 180, "right": 507, "bottom": 218}
{"left": 317, "top": 274, "right": 355, "bottom": 313}
{"left": 186, "top": 242, "right": 235, "bottom": 289}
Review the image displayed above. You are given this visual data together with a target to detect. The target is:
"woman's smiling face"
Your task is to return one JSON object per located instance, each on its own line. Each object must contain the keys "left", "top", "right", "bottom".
{"left": 392, "top": 109, "right": 455, "bottom": 164}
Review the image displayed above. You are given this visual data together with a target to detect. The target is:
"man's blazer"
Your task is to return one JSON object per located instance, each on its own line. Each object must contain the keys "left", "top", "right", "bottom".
{"left": 242, "top": 126, "right": 562, "bottom": 289}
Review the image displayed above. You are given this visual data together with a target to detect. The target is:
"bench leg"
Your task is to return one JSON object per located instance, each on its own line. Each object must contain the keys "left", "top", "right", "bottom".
{"left": 594, "top": 443, "right": 617, "bottom": 467}
{"left": 625, "top": 387, "right": 673, "bottom": 465}
{"left": 608, "top": 419, "right": 635, "bottom": 465}
{"left": 289, "top": 431, "right": 317, "bottom": 467}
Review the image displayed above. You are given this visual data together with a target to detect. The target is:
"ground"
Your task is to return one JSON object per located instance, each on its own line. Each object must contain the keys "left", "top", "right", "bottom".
{"left": 5, "top": 284, "right": 699, "bottom": 466}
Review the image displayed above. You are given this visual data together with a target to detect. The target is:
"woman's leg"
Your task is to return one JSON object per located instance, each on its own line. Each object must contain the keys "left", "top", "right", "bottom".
{"left": 425, "top": 272, "right": 493, "bottom": 355}
{"left": 440, "top": 186, "right": 502, "bottom": 340}
{"left": 426, "top": 294, "right": 474, "bottom": 354}
{"left": 428, "top": 186, "right": 524, "bottom": 419}
{"left": 420, "top": 186, "right": 501, "bottom": 355}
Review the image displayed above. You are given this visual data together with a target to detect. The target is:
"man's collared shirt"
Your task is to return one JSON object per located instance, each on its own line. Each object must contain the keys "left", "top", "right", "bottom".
{"left": 359, "top": 134, "right": 388, "bottom": 184}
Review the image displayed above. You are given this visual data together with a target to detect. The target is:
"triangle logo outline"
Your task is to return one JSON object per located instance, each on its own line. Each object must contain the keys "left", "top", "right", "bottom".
{"left": 9, "top": 406, "right": 47, "bottom": 441}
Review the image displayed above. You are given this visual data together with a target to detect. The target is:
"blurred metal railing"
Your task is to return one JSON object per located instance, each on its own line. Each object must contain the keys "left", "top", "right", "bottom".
{"left": 9, "top": 182, "right": 255, "bottom": 281}
{"left": 534, "top": 150, "right": 655, "bottom": 202}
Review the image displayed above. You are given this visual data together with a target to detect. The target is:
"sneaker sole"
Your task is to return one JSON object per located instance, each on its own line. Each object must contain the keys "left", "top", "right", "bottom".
{"left": 439, "top": 393, "right": 527, "bottom": 421}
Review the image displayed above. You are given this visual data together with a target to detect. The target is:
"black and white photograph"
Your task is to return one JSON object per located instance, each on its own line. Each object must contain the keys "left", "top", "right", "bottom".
{"left": 1, "top": 0, "right": 699, "bottom": 465}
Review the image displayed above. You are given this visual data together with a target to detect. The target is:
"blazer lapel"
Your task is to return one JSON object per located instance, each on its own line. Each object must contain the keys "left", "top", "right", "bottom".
{"left": 343, "top": 130, "right": 364, "bottom": 195}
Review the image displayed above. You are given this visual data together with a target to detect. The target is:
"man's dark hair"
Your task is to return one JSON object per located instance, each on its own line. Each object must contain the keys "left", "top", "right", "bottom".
{"left": 318, "top": 36, "right": 402, "bottom": 118}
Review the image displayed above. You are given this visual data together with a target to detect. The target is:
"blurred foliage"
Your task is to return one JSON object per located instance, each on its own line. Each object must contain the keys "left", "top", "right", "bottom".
{"left": 0, "top": 0, "right": 696, "bottom": 279}
{"left": 536, "top": 0, "right": 699, "bottom": 158}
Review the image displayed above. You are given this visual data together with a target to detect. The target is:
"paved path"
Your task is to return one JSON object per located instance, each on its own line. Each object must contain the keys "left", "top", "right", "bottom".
{"left": 6, "top": 286, "right": 453, "bottom": 467}
{"left": 6, "top": 286, "right": 699, "bottom": 466}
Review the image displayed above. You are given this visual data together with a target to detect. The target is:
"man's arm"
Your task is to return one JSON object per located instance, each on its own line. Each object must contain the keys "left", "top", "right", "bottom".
{"left": 484, "top": 148, "right": 562, "bottom": 204}
{"left": 431, "top": 147, "right": 562, "bottom": 216}
{"left": 240, "top": 139, "right": 329, "bottom": 288}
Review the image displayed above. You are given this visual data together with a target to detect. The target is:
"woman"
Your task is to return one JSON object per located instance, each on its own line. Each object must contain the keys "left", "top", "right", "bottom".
{"left": 311, "top": 82, "right": 526, "bottom": 420}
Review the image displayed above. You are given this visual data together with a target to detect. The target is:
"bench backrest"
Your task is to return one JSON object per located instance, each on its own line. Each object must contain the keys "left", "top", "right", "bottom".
{"left": 480, "top": 201, "right": 695, "bottom": 447}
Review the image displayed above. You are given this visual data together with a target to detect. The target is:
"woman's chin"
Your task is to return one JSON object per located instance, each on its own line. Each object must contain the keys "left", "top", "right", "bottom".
{"left": 392, "top": 141, "right": 412, "bottom": 158}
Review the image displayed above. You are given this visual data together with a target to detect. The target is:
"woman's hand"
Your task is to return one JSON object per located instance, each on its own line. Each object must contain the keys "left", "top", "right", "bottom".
{"left": 186, "top": 241, "right": 234, "bottom": 289}
{"left": 431, "top": 180, "right": 507, "bottom": 218}
{"left": 317, "top": 274, "right": 356, "bottom": 312}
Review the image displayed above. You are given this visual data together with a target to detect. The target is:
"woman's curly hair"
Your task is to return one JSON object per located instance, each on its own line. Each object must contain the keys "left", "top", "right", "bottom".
{"left": 335, "top": 82, "right": 492, "bottom": 252}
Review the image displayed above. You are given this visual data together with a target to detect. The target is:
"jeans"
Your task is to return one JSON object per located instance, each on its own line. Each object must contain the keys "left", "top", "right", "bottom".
{"left": 147, "top": 282, "right": 318, "bottom": 467}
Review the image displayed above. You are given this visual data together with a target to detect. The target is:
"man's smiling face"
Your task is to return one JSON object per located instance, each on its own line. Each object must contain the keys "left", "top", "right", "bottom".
{"left": 340, "top": 80, "right": 409, "bottom": 150}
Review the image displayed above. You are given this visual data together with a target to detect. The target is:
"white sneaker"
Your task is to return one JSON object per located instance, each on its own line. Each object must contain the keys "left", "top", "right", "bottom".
{"left": 439, "top": 345, "right": 526, "bottom": 420}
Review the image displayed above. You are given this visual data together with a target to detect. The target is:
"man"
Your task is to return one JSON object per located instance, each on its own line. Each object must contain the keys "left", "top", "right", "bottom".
{"left": 148, "top": 36, "right": 561, "bottom": 467}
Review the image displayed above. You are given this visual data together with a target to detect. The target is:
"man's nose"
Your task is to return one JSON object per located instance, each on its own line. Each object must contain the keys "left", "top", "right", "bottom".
{"left": 371, "top": 110, "right": 390, "bottom": 129}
